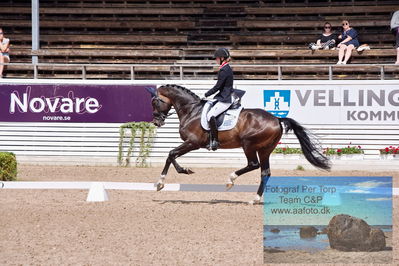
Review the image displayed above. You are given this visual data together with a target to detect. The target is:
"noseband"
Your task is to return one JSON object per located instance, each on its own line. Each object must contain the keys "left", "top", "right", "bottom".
{"left": 153, "top": 110, "right": 170, "bottom": 121}
{"left": 152, "top": 96, "right": 172, "bottom": 122}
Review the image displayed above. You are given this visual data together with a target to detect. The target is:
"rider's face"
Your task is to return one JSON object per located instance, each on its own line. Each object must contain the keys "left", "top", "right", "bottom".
{"left": 215, "top": 57, "right": 222, "bottom": 65}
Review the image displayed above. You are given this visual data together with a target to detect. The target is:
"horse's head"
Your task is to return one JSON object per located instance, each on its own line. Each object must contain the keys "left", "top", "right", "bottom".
{"left": 146, "top": 87, "right": 172, "bottom": 127}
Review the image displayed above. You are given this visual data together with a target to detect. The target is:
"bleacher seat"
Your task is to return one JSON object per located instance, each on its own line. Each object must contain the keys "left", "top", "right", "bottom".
{"left": 0, "top": 0, "right": 397, "bottom": 79}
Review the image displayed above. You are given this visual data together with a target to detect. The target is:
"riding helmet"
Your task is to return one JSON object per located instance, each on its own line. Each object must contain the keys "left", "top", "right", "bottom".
{"left": 214, "top": 48, "right": 230, "bottom": 59}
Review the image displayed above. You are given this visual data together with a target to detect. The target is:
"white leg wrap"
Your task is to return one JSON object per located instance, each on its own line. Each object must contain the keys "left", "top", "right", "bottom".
{"left": 157, "top": 174, "right": 166, "bottom": 184}
{"left": 227, "top": 172, "right": 238, "bottom": 184}
{"left": 249, "top": 194, "right": 261, "bottom": 205}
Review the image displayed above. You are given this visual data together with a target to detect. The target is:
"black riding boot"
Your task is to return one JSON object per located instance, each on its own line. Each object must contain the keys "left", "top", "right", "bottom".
{"left": 208, "top": 116, "right": 219, "bottom": 151}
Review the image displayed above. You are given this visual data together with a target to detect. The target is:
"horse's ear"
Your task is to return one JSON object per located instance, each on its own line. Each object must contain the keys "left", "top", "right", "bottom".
{"left": 145, "top": 87, "right": 157, "bottom": 97}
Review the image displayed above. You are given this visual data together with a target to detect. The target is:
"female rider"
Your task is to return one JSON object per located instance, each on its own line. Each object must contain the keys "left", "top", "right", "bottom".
{"left": 204, "top": 48, "right": 235, "bottom": 151}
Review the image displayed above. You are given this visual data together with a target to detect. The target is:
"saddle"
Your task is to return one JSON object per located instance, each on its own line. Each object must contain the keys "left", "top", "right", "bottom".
{"left": 200, "top": 89, "right": 245, "bottom": 131}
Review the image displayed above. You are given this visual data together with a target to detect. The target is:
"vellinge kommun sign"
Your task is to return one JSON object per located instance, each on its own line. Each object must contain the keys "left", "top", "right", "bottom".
{"left": 241, "top": 84, "right": 399, "bottom": 124}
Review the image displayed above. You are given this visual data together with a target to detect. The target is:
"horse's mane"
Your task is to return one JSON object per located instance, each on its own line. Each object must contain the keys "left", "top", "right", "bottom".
{"left": 159, "top": 84, "right": 201, "bottom": 101}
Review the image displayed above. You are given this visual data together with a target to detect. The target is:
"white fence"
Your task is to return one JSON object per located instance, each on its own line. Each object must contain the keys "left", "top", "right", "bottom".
{"left": 0, "top": 79, "right": 398, "bottom": 167}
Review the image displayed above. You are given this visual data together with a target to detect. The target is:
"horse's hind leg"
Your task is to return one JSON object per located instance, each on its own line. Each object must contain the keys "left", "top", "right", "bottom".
{"left": 226, "top": 145, "right": 259, "bottom": 190}
{"left": 249, "top": 147, "right": 273, "bottom": 204}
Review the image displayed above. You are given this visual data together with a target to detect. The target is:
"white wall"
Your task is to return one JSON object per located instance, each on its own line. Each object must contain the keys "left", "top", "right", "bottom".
{"left": 0, "top": 79, "right": 398, "bottom": 167}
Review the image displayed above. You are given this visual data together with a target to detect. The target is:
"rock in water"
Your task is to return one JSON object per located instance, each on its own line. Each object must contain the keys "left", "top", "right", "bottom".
{"left": 270, "top": 228, "right": 280, "bottom": 233}
{"left": 299, "top": 226, "right": 318, "bottom": 238}
{"left": 327, "top": 214, "right": 386, "bottom": 251}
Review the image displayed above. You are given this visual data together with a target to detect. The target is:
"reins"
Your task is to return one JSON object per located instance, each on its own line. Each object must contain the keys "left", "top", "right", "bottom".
{"left": 152, "top": 96, "right": 201, "bottom": 121}
{"left": 172, "top": 100, "right": 202, "bottom": 115}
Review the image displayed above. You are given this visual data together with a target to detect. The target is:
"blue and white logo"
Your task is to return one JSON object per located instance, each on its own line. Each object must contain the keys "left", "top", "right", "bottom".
{"left": 264, "top": 90, "right": 290, "bottom": 118}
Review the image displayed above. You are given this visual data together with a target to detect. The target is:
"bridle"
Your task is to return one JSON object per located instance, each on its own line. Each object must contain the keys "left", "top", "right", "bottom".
{"left": 152, "top": 96, "right": 172, "bottom": 122}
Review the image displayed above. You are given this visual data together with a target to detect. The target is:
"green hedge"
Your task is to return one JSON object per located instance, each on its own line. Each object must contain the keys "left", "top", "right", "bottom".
{"left": 0, "top": 152, "right": 17, "bottom": 181}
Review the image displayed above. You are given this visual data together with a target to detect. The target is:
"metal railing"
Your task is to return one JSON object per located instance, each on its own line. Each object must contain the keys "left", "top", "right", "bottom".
{"left": 2, "top": 62, "right": 398, "bottom": 80}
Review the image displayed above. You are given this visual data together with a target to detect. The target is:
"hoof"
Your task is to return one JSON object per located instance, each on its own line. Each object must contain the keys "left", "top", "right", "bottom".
{"left": 156, "top": 183, "right": 164, "bottom": 191}
{"left": 248, "top": 199, "right": 260, "bottom": 205}
{"left": 249, "top": 195, "right": 261, "bottom": 205}
{"left": 185, "top": 168, "right": 194, "bottom": 174}
{"left": 226, "top": 183, "right": 234, "bottom": 191}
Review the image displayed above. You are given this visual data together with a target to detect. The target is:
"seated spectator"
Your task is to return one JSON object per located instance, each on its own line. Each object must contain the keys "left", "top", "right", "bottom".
{"left": 336, "top": 20, "right": 359, "bottom": 64}
{"left": 391, "top": 10, "right": 399, "bottom": 64}
{"left": 0, "top": 28, "right": 10, "bottom": 78}
{"left": 309, "top": 22, "right": 336, "bottom": 50}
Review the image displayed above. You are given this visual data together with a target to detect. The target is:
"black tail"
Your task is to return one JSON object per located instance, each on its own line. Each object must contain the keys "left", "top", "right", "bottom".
{"left": 279, "top": 117, "right": 331, "bottom": 171}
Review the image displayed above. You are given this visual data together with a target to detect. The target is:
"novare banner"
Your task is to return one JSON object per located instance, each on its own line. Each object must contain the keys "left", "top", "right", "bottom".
{"left": 240, "top": 84, "right": 399, "bottom": 124}
{"left": 0, "top": 83, "right": 155, "bottom": 123}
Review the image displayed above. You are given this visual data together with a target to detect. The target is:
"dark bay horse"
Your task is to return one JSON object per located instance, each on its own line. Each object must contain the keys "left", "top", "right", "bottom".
{"left": 147, "top": 84, "right": 330, "bottom": 203}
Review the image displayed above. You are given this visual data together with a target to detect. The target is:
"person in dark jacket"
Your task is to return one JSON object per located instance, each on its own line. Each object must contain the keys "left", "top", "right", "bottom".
{"left": 309, "top": 22, "right": 337, "bottom": 50}
{"left": 204, "top": 48, "right": 235, "bottom": 151}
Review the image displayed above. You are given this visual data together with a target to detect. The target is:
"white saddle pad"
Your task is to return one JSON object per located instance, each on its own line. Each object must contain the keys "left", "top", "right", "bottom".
{"left": 200, "top": 100, "right": 243, "bottom": 131}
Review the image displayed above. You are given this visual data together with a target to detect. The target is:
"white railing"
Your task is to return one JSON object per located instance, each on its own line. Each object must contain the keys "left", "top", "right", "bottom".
{"left": 2, "top": 63, "right": 398, "bottom": 80}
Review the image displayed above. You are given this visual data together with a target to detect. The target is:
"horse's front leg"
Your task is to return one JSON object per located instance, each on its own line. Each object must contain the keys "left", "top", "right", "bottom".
{"left": 156, "top": 141, "right": 198, "bottom": 191}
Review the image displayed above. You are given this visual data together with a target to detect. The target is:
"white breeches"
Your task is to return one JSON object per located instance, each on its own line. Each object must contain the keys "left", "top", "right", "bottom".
{"left": 206, "top": 101, "right": 232, "bottom": 121}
